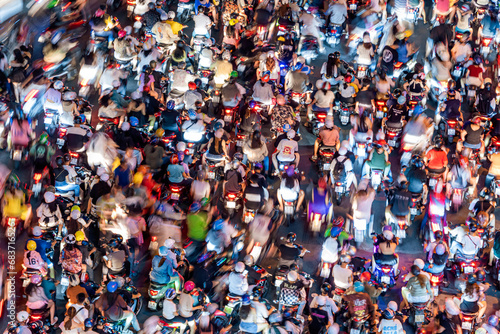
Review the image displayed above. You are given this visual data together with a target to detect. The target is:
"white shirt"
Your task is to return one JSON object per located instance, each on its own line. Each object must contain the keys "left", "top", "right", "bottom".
{"left": 252, "top": 81, "right": 274, "bottom": 105}
{"left": 277, "top": 139, "right": 298, "bottom": 160}
{"left": 228, "top": 272, "right": 249, "bottom": 295}
{"left": 251, "top": 300, "right": 269, "bottom": 323}
{"left": 378, "top": 319, "right": 404, "bottom": 334}
{"left": 461, "top": 234, "right": 482, "bottom": 255}
{"left": 184, "top": 90, "right": 203, "bottom": 109}
{"left": 310, "top": 295, "right": 338, "bottom": 324}
{"left": 321, "top": 237, "right": 339, "bottom": 263}
{"left": 332, "top": 264, "right": 352, "bottom": 289}
{"left": 99, "top": 68, "right": 127, "bottom": 92}
{"left": 162, "top": 299, "right": 177, "bottom": 320}
{"left": 193, "top": 13, "right": 211, "bottom": 33}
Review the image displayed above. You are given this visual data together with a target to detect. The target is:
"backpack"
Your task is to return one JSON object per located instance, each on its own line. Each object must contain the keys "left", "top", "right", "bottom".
{"left": 332, "top": 157, "right": 347, "bottom": 181}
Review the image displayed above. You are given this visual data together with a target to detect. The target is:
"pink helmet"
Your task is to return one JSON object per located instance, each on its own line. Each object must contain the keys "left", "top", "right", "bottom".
{"left": 31, "top": 274, "right": 42, "bottom": 285}
{"left": 184, "top": 281, "right": 195, "bottom": 292}
{"left": 118, "top": 30, "right": 126, "bottom": 38}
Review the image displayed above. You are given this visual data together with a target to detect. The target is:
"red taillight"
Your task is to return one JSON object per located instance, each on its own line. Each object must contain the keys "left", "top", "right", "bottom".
{"left": 323, "top": 263, "right": 330, "bottom": 269}
{"left": 59, "top": 128, "right": 67, "bottom": 137}
{"left": 387, "top": 132, "right": 396, "bottom": 137}
{"left": 69, "top": 152, "right": 78, "bottom": 158}
{"left": 109, "top": 274, "right": 117, "bottom": 279}
{"left": 321, "top": 151, "right": 334, "bottom": 157}
{"left": 483, "top": 38, "right": 492, "bottom": 47}
{"left": 162, "top": 138, "right": 170, "bottom": 143}
{"left": 394, "top": 62, "right": 403, "bottom": 69}
{"left": 43, "top": 63, "right": 55, "bottom": 71}
{"left": 495, "top": 140, "right": 500, "bottom": 146}
{"left": 150, "top": 290, "right": 159, "bottom": 296}
{"left": 381, "top": 267, "right": 391, "bottom": 274}
{"left": 398, "top": 221, "right": 406, "bottom": 229}
{"left": 430, "top": 275, "right": 441, "bottom": 284}
{"left": 62, "top": 1, "right": 71, "bottom": 11}
{"left": 127, "top": 0, "right": 136, "bottom": 4}
{"left": 237, "top": 133, "right": 245, "bottom": 139}
{"left": 187, "top": 143, "right": 194, "bottom": 148}
{"left": 34, "top": 173, "right": 42, "bottom": 182}
{"left": 152, "top": 236, "right": 157, "bottom": 242}
{"left": 225, "top": 108, "right": 232, "bottom": 114}
{"left": 227, "top": 193, "right": 237, "bottom": 200}
{"left": 24, "top": 89, "right": 39, "bottom": 102}
{"left": 80, "top": 78, "right": 89, "bottom": 87}
{"left": 358, "top": 143, "right": 365, "bottom": 148}
{"left": 317, "top": 113, "right": 327, "bottom": 120}
{"left": 170, "top": 186, "right": 180, "bottom": 192}
{"left": 215, "top": 90, "right": 220, "bottom": 95}
{"left": 412, "top": 198, "right": 418, "bottom": 202}
{"left": 376, "top": 101, "right": 385, "bottom": 106}
{"left": 447, "top": 120, "right": 457, "bottom": 126}
{"left": 456, "top": 33, "right": 463, "bottom": 40}
{"left": 134, "top": 15, "right": 141, "bottom": 21}
{"left": 279, "top": 25, "right": 286, "bottom": 31}
{"left": 30, "top": 314, "right": 43, "bottom": 321}
{"left": 335, "top": 288, "right": 344, "bottom": 294}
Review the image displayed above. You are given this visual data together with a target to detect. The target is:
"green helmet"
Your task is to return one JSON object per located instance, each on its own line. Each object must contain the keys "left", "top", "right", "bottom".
{"left": 39, "top": 132, "right": 48, "bottom": 145}
{"left": 230, "top": 71, "right": 238, "bottom": 78}
{"left": 200, "top": 197, "right": 210, "bottom": 207}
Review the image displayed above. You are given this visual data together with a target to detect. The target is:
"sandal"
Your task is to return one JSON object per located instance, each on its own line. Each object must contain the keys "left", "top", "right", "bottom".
{"left": 51, "top": 317, "right": 58, "bottom": 326}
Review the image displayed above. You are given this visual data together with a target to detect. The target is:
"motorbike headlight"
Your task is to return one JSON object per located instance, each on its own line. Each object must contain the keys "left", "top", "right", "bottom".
{"left": 235, "top": 241, "right": 244, "bottom": 252}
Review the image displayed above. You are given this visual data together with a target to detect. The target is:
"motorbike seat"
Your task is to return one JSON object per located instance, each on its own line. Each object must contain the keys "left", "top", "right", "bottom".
{"left": 455, "top": 253, "right": 477, "bottom": 261}
{"left": 303, "top": 35, "right": 317, "bottom": 41}
{"left": 411, "top": 192, "right": 422, "bottom": 198}
{"left": 386, "top": 122, "right": 403, "bottom": 130}
{"left": 31, "top": 306, "right": 49, "bottom": 314}
{"left": 227, "top": 293, "right": 242, "bottom": 299}
{"left": 374, "top": 253, "right": 397, "bottom": 265}
{"left": 151, "top": 280, "right": 172, "bottom": 288}
{"left": 278, "top": 265, "right": 290, "bottom": 272}
{"left": 411, "top": 302, "right": 427, "bottom": 308}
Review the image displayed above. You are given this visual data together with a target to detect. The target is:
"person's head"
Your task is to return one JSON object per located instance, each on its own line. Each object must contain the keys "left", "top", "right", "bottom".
{"left": 353, "top": 281, "right": 364, "bottom": 293}
{"left": 244, "top": 255, "right": 254, "bottom": 266}
{"left": 77, "top": 292, "right": 86, "bottom": 304}
{"left": 414, "top": 258, "right": 425, "bottom": 270}
{"left": 235, "top": 261, "right": 245, "bottom": 273}
{"left": 17, "top": 311, "right": 29, "bottom": 324}
{"left": 276, "top": 94, "right": 285, "bottom": 106}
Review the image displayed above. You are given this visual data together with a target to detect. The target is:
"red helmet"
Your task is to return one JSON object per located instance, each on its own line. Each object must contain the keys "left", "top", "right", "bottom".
{"left": 118, "top": 30, "right": 126, "bottom": 38}
{"left": 360, "top": 271, "right": 371, "bottom": 282}
{"left": 188, "top": 81, "right": 197, "bottom": 90}
{"left": 318, "top": 177, "right": 327, "bottom": 189}
{"left": 170, "top": 154, "right": 179, "bottom": 164}
{"left": 184, "top": 281, "right": 195, "bottom": 292}
{"left": 332, "top": 216, "right": 344, "bottom": 228}
{"left": 459, "top": 156, "right": 469, "bottom": 167}
{"left": 344, "top": 74, "right": 353, "bottom": 83}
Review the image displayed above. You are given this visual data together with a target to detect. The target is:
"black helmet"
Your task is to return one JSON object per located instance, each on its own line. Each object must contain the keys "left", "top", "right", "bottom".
{"left": 290, "top": 263, "right": 299, "bottom": 272}
{"left": 434, "top": 230, "right": 443, "bottom": 240}
{"left": 469, "top": 223, "right": 478, "bottom": 233}
{"left": 321, "top": 282, "right": 332, "bottom": 294}
{"left": 447, "top": 79, "right": 456, "bottom": 90}
{"left": 434, "top": 136, "right": 444, "bottom": 148}
{"left": 109, "top": 238, "right": 120, "bottom": 248}
{"left": 148, "top": 2, "right": 155, "bottom": 9}
{"left": 287, "top": 232, "right": 297, "bottom": 243}
{"left": 477, "top": 269, "right": 486, "bottom": 282}
{"left": 411, "top": 155, "right": 424, "bottom": 168}
{"left": 410, "top": 264, "right": 420, "bottom": 276}
{"left": 55, "top": 155, "right": 64, "bottom": 167}
{"left": 252, "top": 286, "right": 263, "bottom": 298}
{"left": 400, "top": 181, "right": 409, "bottom": 190}
{"left": 393, "top": 88, "right": 402, "bottom": 98}
{"left": 63, "top": 153, "right": 71, "bottom": 163}
{"left": 112, "top": 233, "right": 124, "bottom": 244}
{"left": 333, "top": 51, "right": 340, "bottom": 59}
{"left": 467, "top": 273, "right": 477, "bottom": 284}
{"left": 382, "top": 309, "right": 395, "bottom": 320}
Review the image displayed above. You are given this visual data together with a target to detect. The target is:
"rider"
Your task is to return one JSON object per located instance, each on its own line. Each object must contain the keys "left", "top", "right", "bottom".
{"left": 457, "top": 113, "right": 485, "bottom": 159}
{"left": 311, "top": 117, "right": 340, "bottom": 161}
{"left": 362, "top": 140, "right": 391, "bottom": 181}
{"left": 425, "top": 137, "right": 449, "bottom": 181}
{"left": 372, "top": 227, "right": 400, "bottom": 276}
{"left": 404, "top": 155, "right": 428, "bottom": 199}
{"left": 401, "top": 265, "right": 432, "bottom": 309}
{"left": 54, "top": 155, "right": 81, "bottom": 203}
{"left": 228, "top": 261, "right": 249, "bottom": 296}
{"left": 66, "top": 116, "right": 89, "bottom": 153}
{"left": 273, "top": 130, "right": 300, "bottom": 174}
{"left": 385, "top": 179, "right": 412, "bottom": 225}
{"left": 308, "top": 176, "right": 332, "bottom": 224}
{"left": 449, "top": 222, "right": 482, "bottom": 259}
{"left": 36, "top": 191, "right": 63, "bottom": 236}
{"left": 343, "top": 281, "right": 375, "bottom": 328}
{"left": 277, "top": 165, "right": 305, "bottom": 215}
{"left": 150, "top": 244, "right": 183, "bottom": 292}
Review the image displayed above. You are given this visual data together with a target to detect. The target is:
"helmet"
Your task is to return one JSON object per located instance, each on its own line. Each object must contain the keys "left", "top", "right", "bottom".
{"left": 397, "top": 95, "right": 406, "bottom": 105}
{"left": 382, "top": 309, "right": 395, "bottom": 320}
{"left": 488, "top": 315, "right": 499, "bottom": 327}
{"left": 411, "top": 155, "right": 424, "bottom": 168}
{"left": 184, "top": 281, "right": 195, "bottom": 292}
{"left": 353, "top": 281, "right": 364, "bottom": 292}
{"left": 84, "top": 319, "right": 93, "bottom": 328}
{"left": 188, "top": 81, "right": 197, "bottom": 90}
{"left": 155, "top": 128, "right": 165, "bottom": 138}
{"left": 347, "top": 246, "right": 357, "bottom": 256}
{"left": 27, "top": 240, "right": 37, "bottom": 251}
{"left": 189, "top": 202, "right": 201, "bottom": 212}
{"left": 434, "top": 136, "right": 444, "bottom": 148}
{"left": 148, "top": 1, "right": 155, "bottom": 8}
{"left": 235, "top": 261, "right": 245, "bottom": 273}
{"left": 477, "top": 269, "right": 486, "bottom": 282}
{"left": 65, "top": 234, "right": 76, "bottom": 244}
{"left": 170, "top": 154, "right": 179, "bottom": 164}
{"left": 150, "top": 136, "right": 159, "bottom": 146}
{"left": 54, "top": 80, "right": 64, "bottom": 90}
{"left": 287, "top": 232, "right": 297, "bottom": 243}
{"left": 129, "top": 116, "right": 139, "bottom": 127}
{"left": 393, "top": 88, "right": 403, "bottom": 98}
{"left": 287, "top": 129, "right": 296, "bottom": 139}
{"left": 383, "top": 230, "right": 394, "bottom": 241}
{"left": 321, "top": 282, "right": 332, "bottom": 294}
{"left": 340, "top": 254, "right": 351, "bottom": 264}
{"left": 467, "top": 273, "right": 477, "bottom": 284}
{"left": 252, "top": 286, "right": 263, "bottom": 298}
{"left": 244, "top": 255, "right": 254, "bottom": 266}
{"left": 283, "top": 123, "right": 291, "bottom": 132}
{"left": 461, "top": 4, "right": 470, "bottom": 11}
{"left": 167, "top": 100, "right": 175, "bottom": 110}
{"left": 435, "top": 243, "right": 446, "bottom": 255}
{"left": 107, "top": 281, "right": 118, "bottom": 293}
{"left": 332, "top": 216, "right": 344, "bottom": 228}
{"left": 290, "top": 263, "right": 299, "bottom": 272}
{"left": 118, "top": 29, "right": 126, "bottom": 38}
{"left": 124, "top": 26, "right": 132, "bottom": 35}
{"left": 242, "top": 294, "right": 251, "bottom": 305}
{"left": 400, "top": 180, "right": 409, "bottom": 190}
{"left": 209, "top": 217, "right": 224, "bottom": 231}
{"left": 39, "top": 132, "right": 49, "bottom": 145}
{"left": 222, "top": 51, "right": 231, "bottom": 61}
{"left": 159, "top": 246, "right": 169, "bottom": 256}
{"left": 333, "top": 51, "right": 340, "bottom": 59}
{"left": 17, "top": 311, "right": 30, "bottom": 322}
{"left": 360, "top": 271, "right": 371, "bottom": 282}
{"left": 165, "top": 288, "right": 176, "bottom": 299}
{"left": 75, "top": 231, "right": 85, "bottom": 242}
{"left": 474, "top": 54, "right": 483, "bottom": 65}
{"left": 188, "top": 109, "right": 197, "bottom": 120}
{"left": 414, "top": 258, "right": 425, "bottom": 270}
{"left": 230, "top": 71, "right": 238, "bottom": 78}
{"left": 287, "top": 271, "right": 298, "bottom": 282}
{"left": 330, "top": 227, "right": 342, "bottom": 238}
{"left": 33, "top": 226, "right": 42, "bottom": 237}
{"left": 469, "top": 223, "right": 478, "bottom": 233}
{"left": 344, "top": 74, "right": 353, "bottom": 83}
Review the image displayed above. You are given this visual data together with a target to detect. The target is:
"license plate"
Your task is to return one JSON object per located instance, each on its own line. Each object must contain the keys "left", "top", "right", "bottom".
{"left": 483, "top": 46, "right": 490, "bottom": 54}
{"left": 358, "top": 70, "right": 365, "bottom": 77}
{"left": 433, "top": 286, "right": 439, "bottom": 296}
{"left": 464, "top": 266, "right": 473, "bottom": 274}
{"left": 448, "top": 128, "right": 455, "bottom": 135}
{"left": 236, "top": 140, "right": 243, "bottom": 146}
{"left": 341, "top": 116, "right": 349, "bottom": 123}
{"left": 462, "top": 322, "right": 472, "bottom": 330}
{"left": 148, "top": 300, "right": 157, "bottom": 309}
{"left": 32, "top": 183, "right": 42, "bottom": 193}
{"left": 402, "top": 151, "right": 411, "bottom": 161}
{"left": 237, "top": 64, "right": 246, "bottom": 72}
{"left": 223, "top": 305, "right": 233, "bottom": 315}
{"left": 388, "top": 139, "right": 396, "bottom": 146}
{"left": 320, "top": 267, "right": 331, "bottom": 278}
{"left": 208, "top": 171, "right": 215, "bottom": 179}
{"left": 429, "top": 178, "right": 437, "bottom": 187}
{"left": 453, "top": 69, "right": 461, "bottom": 77}
{"left": 187, "top": 148, "right": 194, "bottom": 154}
{"left": 333, "top": 294, "right": 342, "bottom": 303}
{"left": 354, "top": 219, "right": 366, "bottom": 230}
{"left": 284, "top": 205, "right": 294, "bottom": 215}
{"left": 411, "top": 208, "right": 418, "bottom": 215}
{"left": 224, "top": 115, "right": 232, "bottom": 122}
{"left": 212, "top": 96, "right": 220, "bottom": 103}
{"left": 376, "top": 111, "right": 384, "bottom": 118}
{"left": 397, "top": 228, "right": 406, "bottom": 238}
{"left": 350, "top": 3, "right": 357, "bottom": 9}
{"left": 323, "top": 163, "right": 331, "bottom": 170}
{"left": 171, "top": 193, "right": 179, "bottom": 200}
{"left": 12, "top": 150, "right": 22, "bottom": 161}
{"left": 381, "top": 275, "right": 390, "bottom": 284}
{"left": 194, "top": 45, "right": 201, "bottom": 52}
{"left": 415, "top": 314, "right": 425, "bottom": 323}
{"left": 372, "top": 173, "right": 381, "bottom": 185}
{"left": 201, "top": 77, "right": 208, "bottom": 84}
{"left": 335, "top": 186, "right": 344, "bottom": 192}
{"left": 350, "top": 329, "right": 360, "bottom": 334}
{"left": 226, "top": 201, "right": 236, "bottom": 208}
{"left": 468, "top": 90, "right": 476, "bottom": 97}
{"left": 57, "top": 138, "right": 65, "bottom": 146}
{"left": 61, "top": 276, "right": 69, "bottom": 286}
{"left": 71, "top": 158, "right": 77, "bottom": 165}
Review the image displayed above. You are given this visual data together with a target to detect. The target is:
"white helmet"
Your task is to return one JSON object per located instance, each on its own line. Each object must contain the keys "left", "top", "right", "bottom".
{"left": 33, "top": 226, "right": 42, "bottom": 237}
{"left": 287, "top": 129, "right": 296, "bottom": 139}
{"left": 287, "top": 271, "right": 298, "bottom": 282}
{"left": 65, "top": 234, "right": 76, "bottom": 244}
{"left": 235, "top": 261, "right": 245, "bottom": 273}
{"left": 17, "top": 311, "right": 30, "bottom": 322}
{"left": 222, "top": 50, "right": 231, "bottom": 61}
{"left": 124, "top": 26, "right": 132, "bottom": 35}
{"left": 54, "top": 80, "right": 64, "bottom": 90}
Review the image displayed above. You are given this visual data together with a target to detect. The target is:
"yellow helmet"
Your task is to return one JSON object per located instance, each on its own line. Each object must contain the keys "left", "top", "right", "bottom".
{"left": 71, "top": 205, "right": 80, "bottom": 212}
{"left": 155, "top": 128, "right": 165, "bottom": 138}
{"left": 229, "top": 19, "right": 238, "bottom": 26}
{"left": 27, "top": 240, "right": 37, "bottom": 251}
{"left": 133, "top": 172, "right": 144, "bottom": 185}
{"left": 75, "top": 231, "right": 85, "bottom": 242}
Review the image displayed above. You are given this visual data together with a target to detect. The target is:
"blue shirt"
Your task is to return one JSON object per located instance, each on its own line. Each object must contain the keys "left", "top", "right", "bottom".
{"left": 167, "top": 164, "right": 185, "bottom": 183}
{"left": 481, "top": 15, "right": 500, "bottom": 36}
{"left": 114, "top": 167, "right": 131, "bottom": 188}
{"left": 27, "top": 238, "right": 51, "bottom": 262}
{"left": 150, "top": 255, "right": 174, "bottom": 284}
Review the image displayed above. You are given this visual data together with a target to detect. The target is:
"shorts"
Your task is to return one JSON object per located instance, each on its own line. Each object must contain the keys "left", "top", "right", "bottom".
{"left": 464, "top": 142, "right": 481, "bottom": 149}
{"left": 240, "top": 322, "right": 259, "bottom": 333}
{"left": 428, "top": 166, "right": 446, "bottom": 173}
{"left": 460, "top": 300, "right": 479, "bottom": 313}
{"left": 128, "top": 238, "right": 140, "bottom": 251}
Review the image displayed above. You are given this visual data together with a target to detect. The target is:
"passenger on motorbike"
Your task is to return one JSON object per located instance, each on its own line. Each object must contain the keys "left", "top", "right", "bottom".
{"left": 481, "top": 315, "right": 500, "bottom": 334}
{"left": 378, "top": 307, "right": 404, "bottom": 334}
{"left": 478, "top": 8, "right": 500, "bottom": 46}
{"left": 307, "top": 80, "right": 334, "bottom": 122}
{"left": 404, "top": 155, "right": 428, "bottom": 198}
{"left": 61, "top": 234, "right": 84, "bottom": 275}
{"left": 221, "top": 73, "right": 244, "bottom": 109}
{"left": 258, "top": 52, "right": 280, "bottom": 84}
{"left": 285, "top": 57, "right": 310, "bottom": 98}
{"left": 333, "top": 254, "right": 353, "bottom": 290}
{"left": 152, "top": 13, "right": 180, "bottom": 46}
{"left": 212, "top": 51, "right": 234, "bottom": 88}
{"left": 161, "top": 288, "right": 187, "bottom": 334}
{"left": 362, "top": 140, "right": 391, "bottom": 181}
{"left": 337, "top": 74, "right": 357, "bottom": 106}
{"left": 386, "top": 179, "right": 412, "bottom": 226}
{"left": 455, "top": 4, "right": 472, "bottom": 35}
{"left": 431, "top": 42, "right": 452, "bottom": 83}
{"left": 355, "top": 78, "right": 376, "bottom": 115}
{"left": 401, "top": 265, "right": 432, "bottom": 309}
{"left": 66, "top": 116, "right": 89, "bottom": 153}
{"left": 271, "top": 95, "right": 296, "bottom": 135}
{"left": 36, "top": 191, "right": 63, "bottom": 235}
{"left": 424, "top": 137, "right": 449, "bottom": 181}
{"left": 476, "top": 78, "right": 495, "bottom": 117}
{"left": 252, "top": 73, "right": 275, "bottom": 107}
{"left": 242, "top": 131, "right": 269, "bottom": 175}
{"left": 321, "top": 52, "right": 347, "bottom": 86}
{"left": 277, "top": 164, "right": 304, "bottom": 213}
{"left": 311, "top": 118, "right": 339, "bottom": 161}
{"left": 8, "top": 109, "right": 32, "bottom": 152}
{"left": 375, "top": 71, "right": 395, "bottom": 100}
{"left": 451, "top": 31, "right": 472, "bottom": 63}
{"left": 182, "top": 109, "right": 206, "bottom": 143}
{"left": 96, "top": 281, "right": 141, "bottom": 332}
{"left": 456, "top": 113, "right": 485, "bottom": 158}
{"left": 349, "top": 112, "right": 373, "bottom": 151}
{"left": 307, "top": 176, "right": 332, "bottom": 223}
{"left": 460, "top": 274, "right": 488, "bottom": 321}
{"left": 356, "top": 33, "right": 375, "bottom": 72}
{"left": 178, "top": 281, "right": 203, "bottom": 333}
{"left": 449, "top": 223, "right": 482, "bottom": 259}
{"left": 24, "top": 240, "right": 48, "bottom": 277}
{"left": 53, "top": 155, "right": 80, "bottom": 202}
{"left": 425, "top": 242, "right": 449, "bottom": 274}
{"left": 228, "top": 261, "right": 249, "bottom": 296}
{"left": 151, "top": 243, "right": 183, "bottom": 291}
{"left": 279, "top": 232, "right": 306, "bottom": 267}
{"left": 463, "top": 54, "right": 484, "bottom": 89}
{"left": 25, "top": 274, "right": 58, "bottom": 325}
{"left": 383, "top": 95, "right": 407, "bottom": 131}
{"left": 372, "top": 227, "right": 400, "bottom": 275}
{"left": 273, "top": 130, "right": 300, "bottom": 173}
{"left": 447, "top": 156, "right": 476, "bottom": 199}
{"left": 405, "top": 72, "right": 428, "bottom": 107}
{"left": 114, "top": 29, "right": 137, "bottom": 65}
{"left": 343, "top": 281, "right": 375, "bottom": 328}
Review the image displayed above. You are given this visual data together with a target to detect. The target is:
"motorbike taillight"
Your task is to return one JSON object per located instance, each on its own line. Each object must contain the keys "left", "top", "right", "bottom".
{"left": 227, "top": 193, "right": 237, "bottom": 200}
{"left": 59, "top": 128, "right": 67, "bottom": 137}
{"left": 483, "top": 38, "right": 492, "bottom": 47}
{"left": 381, "top": 267, "right": 391, "bottom": 274}
{"left": 149, "top": 290, "right": 159, "bottom": 296}
{"left": 34, "top": 173, "right": 42, "bottom": 183}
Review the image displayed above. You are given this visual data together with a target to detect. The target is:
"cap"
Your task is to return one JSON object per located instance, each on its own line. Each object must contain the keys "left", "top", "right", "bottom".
{"left": 100, "top": 173, "right": 110, "bottom": 182}
{"left": 388, "top": 301, "right": 398, "bottom": 312}
{"left": 33, "top": 226, "right": 42, "bottom": 237}
{"left": 287, "top": 271, "right": 298, "bottom": 282}
{"left": 383, "top": 230, "right": 394, "bottom": 240}
{"left": 235, "top": 261, "right": 245, "bottom": 273}
{"left": 121, "top": 122, "right": 130, "bottom": 131}
{"left": 44, "top": 191, "right": 55, "bottom": 203}
{"left": 287, "top": 129, "right": 296, "bottom": 139}
{"left": 17, "top": 311, "right": 30, "bottom": 322}
{"left": 414, "top": 258, "right": 425, "bottom": 270}
{"left": 164, "top": 238, "right": 175, "bottom": 248}
{"left": 436, "top": 244, "right": 446, "bottom": 255}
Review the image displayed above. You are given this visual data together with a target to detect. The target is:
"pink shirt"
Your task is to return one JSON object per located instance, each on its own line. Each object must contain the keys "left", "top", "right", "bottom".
{"left": 11, "top": 120, "right": 31, "bottom": 147}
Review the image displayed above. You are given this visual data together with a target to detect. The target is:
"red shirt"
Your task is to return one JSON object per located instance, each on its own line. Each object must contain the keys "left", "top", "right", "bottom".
{"left": 426, "top": 149, "right": 448, "bottom": 169}
{"left": 468, "top": 65, "right": 483, "bottom": 78}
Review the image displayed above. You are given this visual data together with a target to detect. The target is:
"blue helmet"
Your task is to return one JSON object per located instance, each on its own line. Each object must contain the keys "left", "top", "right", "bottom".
{"left": 489, "top": 315, "right": 499, "bottom": 327}
{"left": 330, "top": 227, "right": 342, "bottom": 238}
{"left": 107, "top": 281, "right": 118, "bottom": 293}
{"left": 283, "top": 123, "right": 291, "bottom": 132}
{"left": 159, "top": 246, "right": 169, "bottom": 256}
{"left": 294, "top": 62, "right": 304, "bottom": 71}
{"left": 165, "top": 288, "right": 176, "bottom": 299}
{"left": 167, "top": 100, "right": 175, "bottom": 110}
{"left": 242, "top": 294, "right": 251, "bottom": 305}
{"left": 213, "top": 219, "right": 225, "bottom": 231}
{"left": 79, "top": 114, "right": 86, "bottom": 124}
{"left": 354, "top": 281, "right": 364, "bottom": 292}
{"left": 188, "top": 109, "right": 197, "bottom": 120}
{"left": 129, "top": 116, "right": 139, "bottom": 127}
{"left": 84, "top": 319, "right": 93, "bottom": 328}
{"left": 189, "top": 202, "right": 201, "bottom": 212}
{"left": 248, "top": 100, "right": 256, "bottom": 109}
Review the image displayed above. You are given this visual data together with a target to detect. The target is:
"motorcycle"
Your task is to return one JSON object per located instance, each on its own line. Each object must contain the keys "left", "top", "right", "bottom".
{"left": 388, "top": 212, "right": 409, "bottom": 240}
{"left": 449, "top": 187, "right": 467, "bottom": 212}
{"left": 318, "top": 146, "right": 335, "bottom": 172}
{"left": 385, "top": 124, "right": 403, "bottom": 148}
{"left": 224, "top": 191, "right": 242, "bottom": 217}
{"left": 370, "top": 168, "right": 384, "bottom": 190}
{"left": 408, "top": 302, "right": 431, "bottom": 329}
{"left": 311, "top": 111, "right": 327, "bottom": 136}
{"left": 409, "top": 193, "right": 424, "bottom": 220}
{"left": 467, "top": 85, "right": 478, "bottom": 107}
{"left": 326, "top": 24, "right": 342, "bottom": 45}
{"left": 177, "top": 0, "right": 194, "bottom": 23}
{"left": 11, "top": 145, "right": 28, "bottom": 169}
{"left": 31, "top": 167, "right": 50, "bottom": 199}
{"left": 168, "top": 184, "right": 184, "bottom": 203}
{"left": 148, "top": 280, "right": 177, "bottom": 311}
{"left": 375, "top": 99, "right": 388, "bottom": 120}
{"left": 340, "top": 104, "right": 352, "bottom": 126}
{"left": 480, "top": 35, "right": 494, "bottom": 57}
{"left": 461, "top": 312, "right": 478, "bottom": 334}
{"left": 299, "top": 35, "right": 319, "bottom": 61}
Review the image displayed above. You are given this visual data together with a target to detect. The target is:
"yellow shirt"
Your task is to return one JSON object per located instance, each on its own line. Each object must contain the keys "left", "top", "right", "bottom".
{"left": 489, "top": 152, "right": 500, "bottom": 176}
{"left": 166, "top": 20, "right": 184, "bottom": 35}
